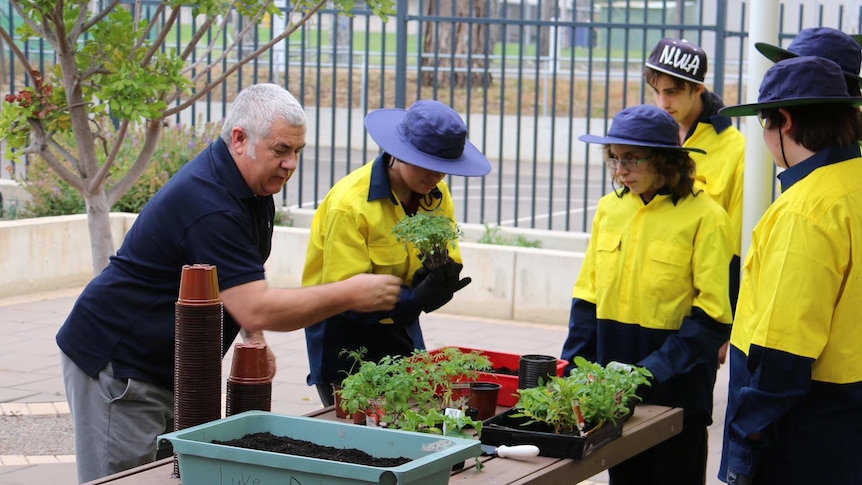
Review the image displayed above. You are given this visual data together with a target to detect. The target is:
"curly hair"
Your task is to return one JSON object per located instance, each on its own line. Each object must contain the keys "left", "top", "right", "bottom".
{"left": 606, "top": 145, "right": 700, "bottom": 201}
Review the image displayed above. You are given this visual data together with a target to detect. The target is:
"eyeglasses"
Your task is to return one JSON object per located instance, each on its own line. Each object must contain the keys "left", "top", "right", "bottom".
{"left": 757, "top": 111, "right": 768, "bottom": 128}
{"left": 604, "top": 156, "right": 648, "bottom": 171}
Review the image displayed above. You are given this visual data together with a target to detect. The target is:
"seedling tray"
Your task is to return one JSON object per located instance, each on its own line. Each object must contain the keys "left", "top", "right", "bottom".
{"left": 480, "top": 408, "right": 625, "bottom": 459}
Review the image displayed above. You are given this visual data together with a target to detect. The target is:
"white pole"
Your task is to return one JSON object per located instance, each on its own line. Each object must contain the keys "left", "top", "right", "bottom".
{"left": 740, "top": 0, "right": 780, "bottom": 265}
{"left": 844, "top": 0, "right": 862, "bottom": 35}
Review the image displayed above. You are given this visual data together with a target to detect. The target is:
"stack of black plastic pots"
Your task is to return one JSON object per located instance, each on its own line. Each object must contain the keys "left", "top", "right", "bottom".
{"left": 517, "top": 354, "right": 558, "bottom": 389}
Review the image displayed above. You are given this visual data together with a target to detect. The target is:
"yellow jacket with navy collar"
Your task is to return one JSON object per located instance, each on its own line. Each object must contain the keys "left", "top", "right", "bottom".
{"left": 302, "top": 155, "right": 462, "bottom": 387}
{"left": 575, "top": 189, "right": 732, "bottom": 328}
{"left": 687, "top": 90, "right": 746, "bottom": 258}
{"left": 686, "top": 90, "right": 745, "bottom": 314}
{"left": 561, "top": 187, "right": 732, "bottom": 418}
{"left": 721, "top": 145, "right": 862, "bottom": 484}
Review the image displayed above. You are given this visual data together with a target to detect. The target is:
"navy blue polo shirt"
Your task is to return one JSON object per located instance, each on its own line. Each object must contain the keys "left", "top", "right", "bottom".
{"left": 56, "top": 138, "right": 273, "bottom": 391}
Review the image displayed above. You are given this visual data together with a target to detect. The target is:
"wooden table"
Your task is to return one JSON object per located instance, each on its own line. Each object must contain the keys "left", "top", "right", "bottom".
{"left": 85, "top": 404, "right": 682, "bottom": 485}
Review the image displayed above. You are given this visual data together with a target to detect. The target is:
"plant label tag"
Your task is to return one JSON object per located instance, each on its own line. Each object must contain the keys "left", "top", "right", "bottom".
{"left": 571, "top": 399, "right": 586, "bottom": 436}
{"left": 365, "top": 412, "right": 379, "bottom": 427}
{"left": 443, "top": 407, "right": 463, "bottom": 435}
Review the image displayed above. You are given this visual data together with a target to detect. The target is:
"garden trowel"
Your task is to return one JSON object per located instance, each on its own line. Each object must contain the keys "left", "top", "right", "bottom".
{"left": 480, "top": 444, "right": 540, "bottom": 460}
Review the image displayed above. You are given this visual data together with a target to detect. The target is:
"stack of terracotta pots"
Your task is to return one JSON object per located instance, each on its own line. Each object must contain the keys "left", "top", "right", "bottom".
{"left": 226, "top": 341, "right": 272, "bottom": 415}
{"left": 173, "top": 264, "right": 223, "bottom": 477}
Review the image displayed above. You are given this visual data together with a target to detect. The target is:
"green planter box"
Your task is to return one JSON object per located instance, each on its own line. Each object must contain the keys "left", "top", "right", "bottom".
{"left": 158, "top": 410, "right": 481, "bottom": 485}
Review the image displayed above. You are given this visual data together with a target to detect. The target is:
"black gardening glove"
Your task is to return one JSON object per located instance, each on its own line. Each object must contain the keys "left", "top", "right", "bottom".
{"left": 415, "top": 261, "right": 471, "bottom": 312}
{"left": 390, "top": 261, "right": 471, "bottom": 324}
{"left": 412, "top": 258, "right": 464, "bottom": 286}
{"left": 411, "top": 265, "right": 431, "bottom": 287}
{"left": 411, "top": 273, "right": 456, "bottom": 313}
{"left": 432, "top": 259, "right": 466, "bottom": 287}
{"left": 726, "top": 469, "right": 755, "bottom": 485}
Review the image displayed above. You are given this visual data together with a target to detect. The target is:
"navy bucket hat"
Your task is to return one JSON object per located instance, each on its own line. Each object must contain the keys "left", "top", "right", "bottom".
{"left": 719, "top": 56, "right": 862, "bottom": 117}
{"left": 579, "top": 105, "right": 706, "bottom": 154}
{"left": 755, "top": 27, "right": 862, "bottom": 87}
{"left": 364, "top": 100, "right": 491, "bottom": 177}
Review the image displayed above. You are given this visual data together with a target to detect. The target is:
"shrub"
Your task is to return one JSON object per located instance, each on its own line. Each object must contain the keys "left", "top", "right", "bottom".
{"left": 274, "top": 207, "right": 294, "bottom": 227}
{"left": 0, "top": 192, "right": 22, "bottom": 220}
{"left": 17, "top": 158, "right": 86, "bottom": 218}
{"left": 16, "top": 121, "right": 220, "bottom": 217}
{"left": 111, "top": 122, "right": 220, "bottom": 213}
{"left": 478, "top": 223, "right": 542, "bottom": 248}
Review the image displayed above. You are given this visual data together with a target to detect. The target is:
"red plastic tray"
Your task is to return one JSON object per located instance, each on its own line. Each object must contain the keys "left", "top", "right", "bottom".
{"left": 428, "top": 346, "right": 568, "bottom": 407}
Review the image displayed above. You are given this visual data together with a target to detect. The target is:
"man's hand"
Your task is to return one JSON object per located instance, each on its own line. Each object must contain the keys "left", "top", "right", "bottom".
{"left": 238, "top": 329, "right": 277, "bottom": 378}
{"left": 264, "top": 345, "right": 276, "bottom": 378}
{"left": 344, "top": 274, "right": 402, "bottom": 312}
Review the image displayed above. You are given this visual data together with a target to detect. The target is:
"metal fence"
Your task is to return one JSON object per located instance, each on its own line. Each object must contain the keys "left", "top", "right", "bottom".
{"left": 1, "top": 0, "right": 858, "bottom": 231}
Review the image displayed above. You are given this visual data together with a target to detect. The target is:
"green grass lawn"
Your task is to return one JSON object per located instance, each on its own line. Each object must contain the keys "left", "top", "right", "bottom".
{"left": 162, "top": 15, "right": 642, "bottom": 67}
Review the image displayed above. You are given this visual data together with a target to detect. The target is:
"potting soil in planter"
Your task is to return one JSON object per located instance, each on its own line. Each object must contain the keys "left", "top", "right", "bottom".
{"left": 158, "top": 410, "right": 481, "bottom": 485}
{"left": 480, "top": 408, "right": 629, "bottom": 459}
{"left": 214, "top": 431, "right": 411, "bottom": 467}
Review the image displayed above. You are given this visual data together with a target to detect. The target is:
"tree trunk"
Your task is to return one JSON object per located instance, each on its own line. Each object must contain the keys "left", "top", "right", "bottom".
{"left": 83, "top": 190, "right": 116, "bottom": 275}
{"left": 421, "top": 1, "right": 491, "bottom": 88}
{"left": 0, "top": 37, "right": 6, "bottom": 93}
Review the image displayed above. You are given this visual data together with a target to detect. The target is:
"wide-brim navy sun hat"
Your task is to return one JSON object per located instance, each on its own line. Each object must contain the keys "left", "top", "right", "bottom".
{"left": 720, "top": 56, "right": 862, "bottom": 117}
{"left": 755, "top": 27, "right": 862, "bottom": 84}
{"left": 365, "top": 100, "right": 491, "bottom": 177}
{"left": 578, "top": 105, "right": 706, "bottom": 154}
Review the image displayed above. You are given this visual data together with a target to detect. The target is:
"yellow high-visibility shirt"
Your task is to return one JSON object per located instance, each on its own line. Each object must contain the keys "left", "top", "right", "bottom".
{"left": 302, "top": 158, "right": 462, "bottom": 289}
{"left": 731, "top": 156, "right": 862, "bottom": 384}
{"left": 574, "top": 189, "right": 732, "bottom": 329}
{"left": 688, "top": 121, "right": 746, "bottom": 257}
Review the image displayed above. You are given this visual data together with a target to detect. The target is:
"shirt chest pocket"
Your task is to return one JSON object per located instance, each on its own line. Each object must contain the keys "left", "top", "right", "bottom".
{"left": 645, "top": 240, "right": 692, "bottom": 298}
{"left": 369, "top": 242, "right": 409, "bottom": 276}
{"left": 595, "top": 232, "right": 622, "bottom": 289}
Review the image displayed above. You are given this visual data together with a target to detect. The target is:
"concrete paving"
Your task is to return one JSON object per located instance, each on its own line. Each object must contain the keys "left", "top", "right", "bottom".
{"left": 0, "top": 287, "right": 729, "bottom": 485}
